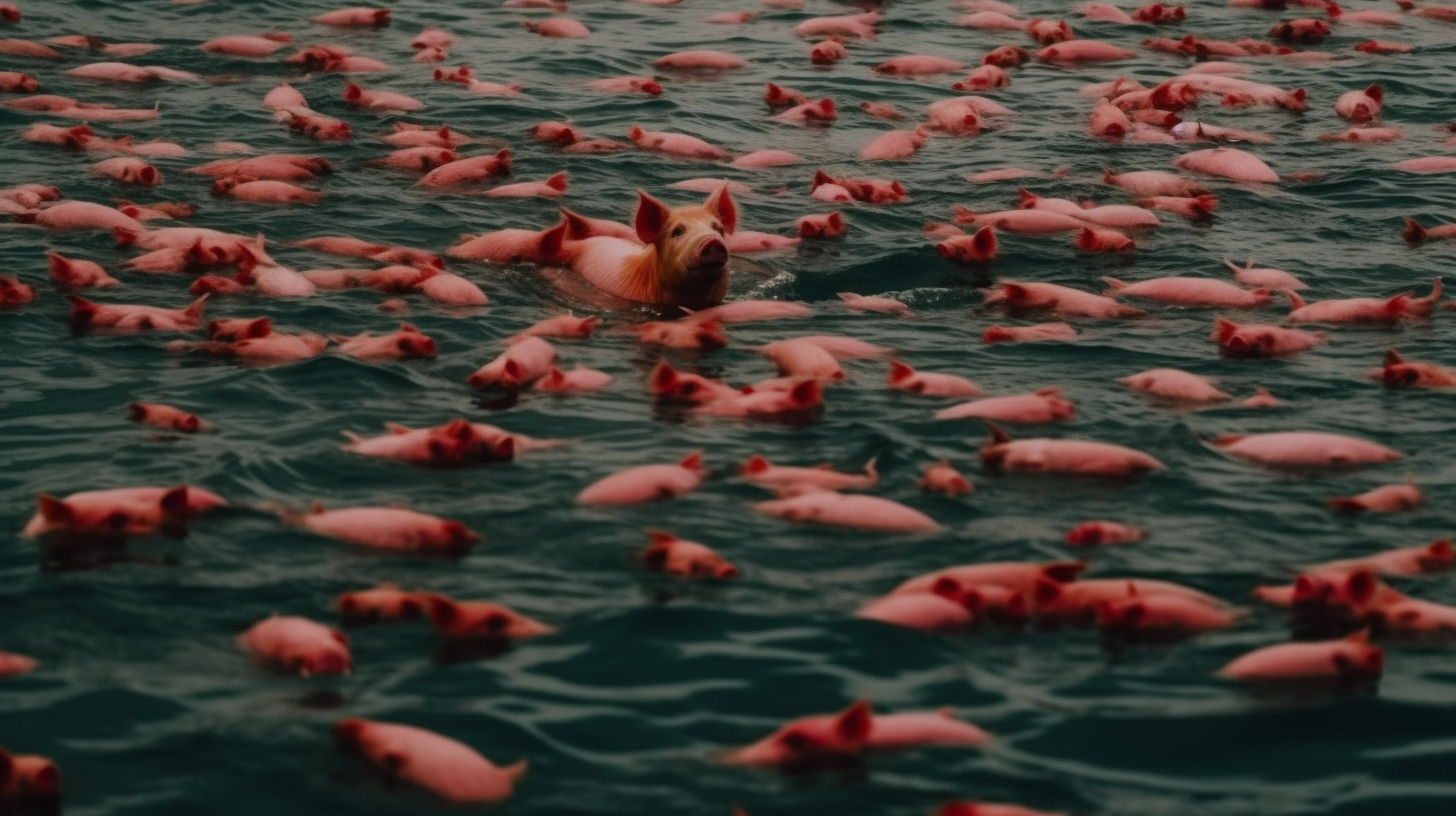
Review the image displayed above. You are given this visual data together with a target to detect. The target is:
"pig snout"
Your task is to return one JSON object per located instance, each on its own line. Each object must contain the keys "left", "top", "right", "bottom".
{"left": 695, "top": 237, "right": 728, "bottom": 268}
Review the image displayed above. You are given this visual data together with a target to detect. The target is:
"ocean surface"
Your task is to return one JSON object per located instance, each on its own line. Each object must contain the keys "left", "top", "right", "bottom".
{"left": 4, "top": 0, "right": 1456, "bottom": 814}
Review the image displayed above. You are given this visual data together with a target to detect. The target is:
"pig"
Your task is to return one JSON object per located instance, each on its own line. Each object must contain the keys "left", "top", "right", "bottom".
{"left": 639, "top": 530, "right": 738, "bottom": 579}
{"left": 1103, "top": 168, "right": 1208, "bottom": 197}
{"left": 1395, "top": 157, "right": 1456, "bottom": 174}
{"left": 840, "top": 292, "right": 914, "bottom": 317}
{"left": 127, "top": 402, "right": 213, "bottom": 433}
{"left": 1327, "top": 475, "right": 1423, "bottom": 513}
{"left": 1065, "top": 521, "right": 1144, "bottom": 546}
{"left": 795, "top": 11, "right": 881, "bottom": 38}
{"left": 887, "top": 360, "right": 981, "bottom": 398}
{"left": 0, "top": 651, "right": 37, "bottom": 677}
{"left": 290, "top": 502, "right": 480, "bottom": 556}
{"left": 541, "top": 186, "right": 734, "bottom": 309}
{"left": 1088, "top": 97, "right": 1131, "bottom": 139}
{"left": 91, "top": 157, "right": 161, "bottom": 186}
{"left": 1377, "top": 350, "right": 1456, "bottom": 388}
{"left": 934, "top": 389, "right": 1075, "bottom": 424}
{"left": 533, "top": 365, "right": 614, "bottom": 394}
{"left": 859, "top": 101, "right": 906, "bottom": 120}
{"left": 337, "top": 584, "right": 423, "bottom": 624}
{"left": 200, "top": 33, "right": 294, "bottom": 57}
{"left": 1119, "top": 369, "right": 1231, "bottom": 403}
{"left": 733, "top": 149, "right": 804, "bottom": 169}
{"left": 370, "top": 146, "right": 459, "bottom": 172}
{"left": 1370, "top": 597, "right": 1456, "bottom": 637}
{"left": 648, "top": 360, "right": 740, "bottom": 405}
{"left": 985, "top": 281, "right": 1144, "bottom": 319}
{"left": 770, "top": 98, "right": 837, "bottom": 126}
{"left": 312, "top": 7, "right": 391, "bottom": 27}
{"left": 1210, "top": 316, "right": 1325, "bottom": 358}
{"left": 856, "top": 592, "right": 975, "bottom": 633}
{"left": 484, "top": 172, "right": 568, "bottom": 198}
{"left": 718, "top": 700, "right": 989, "bottom": 766}
{"left": 342, "top": 81, "right": 423, "bottom": 112}
{"left": 952, "top": 64, "right": 1011, "bottom": 91}
{"left": 753, "top": 489, "right": 941, "bottom": 533}
{"left": 634, "top": 318, "right": 725, "bottom": 350}
{"left": 213, "top": 177, "right": 323, "bottom": 204}
{"left": 417, "top": 148, "right": 512, "bottom": 187}
{"left": 1098, "top": 592, "right": 1244, "bottom": 637}
{"left": 1103, "top": 277, "right": 1270, "bottom": 309}
{"left": 1036, "top": 40, "right": 1137, "bottom": 62}
{"left": 333, "top": 323, "right": 437, "bottom": 361}
{"left": 653, "top": 50, "right": 746, "bottom": 70}
{"left": 1222, "top": 258, "right": 1306, "bottom": 291}
{"left": 26, "top": 200, "right": 144, "bottom": 232}
{"left": 981, "top": 423, "right": 1165, "bottom": 476}
{"left": 1219, "top": 630, "right": 1383, "bottom": 683}
{"left": 1138, "top": 194, "right": 1218, "bottom": 222}
{"left": 577, "top": 451, "right": 705, "bottom": 504}
{"left": 1242, "top": 388, "right": 1283, "bottom": 408}
{"left": 467, "top": 336, "right": 557, "bottom": 390}
{"left": 1311, "top": 540, "right": 1453, "bottom": 577}
{"left": 239, "top": 615, "right": 351, "bottom": 676}
{"left": 334, "top": 719, "right": 526, "bottom": 804}
{"left": 275, "top": 106, "right": 351, "bottom": 140}
{"left": 514, "top": 313, "right": 599, "bottom": 340}
{"left": 920, "top": 461, "right": 973, "bottom": 495}
{"left": 523, "top": 17, "right": 590, "bottom": 37}
{"left": 588, "top": 75, "right": 663, "bottom": 95}
{"left": 981, "top": 323, "right": 1079, "bottom": 344}
{"left": 1402, "top": 218, "right": 1456, "bottom": 244}
{"left": 1283, "top": 281, "right": 1440, "bottom": 324}
{"left": 628, "top": 126, "right": 728, "bottom": 161}
{"left": 1211, "top": 431, "right": 1402, "bottom": 469}
{"left": 21, "top": 485, "right": 225, "bottom": 539}
{"left": 0, "top": 275, "right": 36, "bottom": 307}
{"left": 69, "top": 294, "right": 207, "bottom": 333}
{"left": 1173, "top": 146, "right": 1279, "bottom": 183}
{"left": 416, "top": 593, "right": 555, "bottom": 640}
{"left": 810, "top": 39, "right": 848, "bottom": 65}
{"left": 860, "top": 126, "right": 929, "bottom": 161}
{"left": 953, "top": 208, "right": 1086, "bottom": 235}
{"left": 682, "top": 300, "right": 814, "bottom": 325}
{"left": 693, "top": 378, "right": 822, "bottom": 418}
{"left": 417, "top": 270, "right": 487, "bottom": 306}
{"left": 893, "top": 561, "right": 1085, "bottom": 597}
{"left": 1032, "top": 577, "right": 1223, "bottom": 625}
{"left": 937, "top": 227, "right": 999, "bottom": 263}
{"left": 0, "top": 747, "right": 62, "bottom": 814}
{"left": 341, "top": 418, "right": 514, "bottom": 466}
{"left": 1355, "top": 39, "right": 1413, "bottom": 54}
{"left": 740, "top": 455, "right": 878, "bottom": 492}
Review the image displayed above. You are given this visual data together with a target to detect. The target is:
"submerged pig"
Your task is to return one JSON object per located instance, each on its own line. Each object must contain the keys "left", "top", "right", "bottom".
{"left": 239, "top": 615, "right": 351, "bottom": 676}
{"left": 287, "top": 502, "right": 479, "bottom": 556}
{"left": 336, "top": 584, "right": 423, "bottom": 624}
{"left": 577, "top": 451, "right": 705, "bottom": 504}
{"left": 639, "top": 530, "right": 738, "bottom": 579}
{"left": 341, "top": 418, "right": 514, "bottom": 466}
{"left": 934, "top": 388, "right": 1075, "bottom": 424}
{"left": 1211, "top": 431, "right": 1402, "bottom": 469}
{"left": 981, "top": 423, "right": 1164, "bottom": 476}
{"left": 1219, "top": 630, "right": 1383, "bottom": 684}
{"left": 719, "top": 700, "right": 990, "bottom": 766}
{"left": 127, "top": 402, "right": 214, "bottom": 433}
{"left": 334, "top": 718, "right": 526, "bottom": 804}
{"left": 416, "top": 593, "right": 556, "bottom": 640}
{"left": 543, "top": 186, "right": 736, "bottom": 308}
{"left": 754, "top": 489, "right": 941, "bottom": 533}
{"left": 0, "top": 746, "right": 62, "bottom": 814}
{"left": 1327, "top": 475, "right": 1423, "bottom": 513}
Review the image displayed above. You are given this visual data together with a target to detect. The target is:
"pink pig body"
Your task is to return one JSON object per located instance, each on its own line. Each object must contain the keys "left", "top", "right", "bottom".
{"left": 334, "top": 718, "right": 526, "bottom": 804}
{"left": 981, "top": 425, "right": 1164, "bottom": 475}
{"left": 640, "top": 530, "right": 738, "bottom": 578}
{"left": 467, "top": 336, "right": 557, "bottom": 389}
{"left": 887, "top": 360, "right": 980, "bottom": 397}
{"left": 1120, "top": 368, "right": 1230, "bottom": 403}
{"left": 857, "top": 592, "right": 974, "bottom": 632}
{"left": 1327, "top": 476, "right": 1423, "bottom": 513}
{"left": 296, "top": 503, "right": 479, "bottom": 555}
{"left": 754, "top": 490, "right": 940, "bottom": 533}
{"left": 935, "top": 389, "right": 1074, "bottom": 423}
{"left": 1220, "top": 632, "right": 1383, "bottom": 682}
{"left": 1213, "top": 432, "right": 1402, "bottom": 469}
{"left": 720, "top": 700, "right": 988, "bottom": 766}
{"left": 337, "top": 584, "right": 423, "bottom": 624}
{"left": 740, "top": 454, "right": 877, "bottom": 492}
{"left": 577, "top": 451, "right": 705, "bottom": 504}
{"left": 239, "top": 615, "right": 351, "bottom": 676}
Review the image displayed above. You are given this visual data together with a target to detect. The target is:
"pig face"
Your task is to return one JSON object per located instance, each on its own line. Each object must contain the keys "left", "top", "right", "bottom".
{"left": 720, "top": 701, "right": 873, "bottom": 766}
{"left": 635, "top": 187, "right": 736, "bottom": 306}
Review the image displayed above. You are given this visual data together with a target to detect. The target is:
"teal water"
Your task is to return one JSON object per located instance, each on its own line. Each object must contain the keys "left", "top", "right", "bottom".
{"left": 4, "top": 1, "right": 1456, "bottom": 814}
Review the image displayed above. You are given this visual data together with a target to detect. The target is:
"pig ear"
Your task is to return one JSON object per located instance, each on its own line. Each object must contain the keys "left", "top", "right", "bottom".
{"left": 1346, "top": 570, "right": 1376, "bottom": 606}
{"left": 537, "top": 219, "right": 567, "bottom": 264}
{"left": 559, "top": 207, "right": 592, "bottom": 239}
{"left": 887, "top": 359, "right": 913, "bottom": 383}
{"left": 704, "top": 184, "right": 737, "bottom": 234}
{"left": 634, "top": 189, "right": 671, "bottom": 244}
{"left": 1043, "top": 561, "right": 1086, "bottom": 583}
{"left": 127, "top": 402, "right": 148, "bottom": 421}
{"left": 742, "top": 454, "right": 769, "bottom": 475}
{"left": 418, "top": 593, "right": 459, "bottom": 630}
{"left": 644, "top": 529, "right": 676, "bottom": 546}
{"left": 647, "top": 359, "right": 677, "bottom": 392}
{"left": 0, "top": 749, "right": 12, "bottom": 788}
{"left": 983, "top": 421, "right": 1011, "bottom": 445}
{"left": 641, "top": 542, "right": 670, "bottom": 569}
{"left": 244, "top": 317, "right": 272, "bottom": 339}
{"left": 1428, "top": 539, "right": 1452, "bottom": 559}
{"left": 1032, "top": 577, "right": 1060, "bottom": 607}
{"left": 930, "top": 576, "right": 961, "bottom": 599}
{"left": 834, "top": 700, "right": 874, "bottom": 744}
{"left": 36, "top": 494, "right": 74, "bottom": 526}
{"left": 790, "top": 379, "right": 820, "bottom": 407}
{"left": 678, "top": 450, "right": 703, "bottom": 471}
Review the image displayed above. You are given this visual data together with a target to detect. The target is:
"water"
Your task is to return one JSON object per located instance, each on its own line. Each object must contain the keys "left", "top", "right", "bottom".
{"left": 4, "top": 1, "right": 1456, "bottom": 814}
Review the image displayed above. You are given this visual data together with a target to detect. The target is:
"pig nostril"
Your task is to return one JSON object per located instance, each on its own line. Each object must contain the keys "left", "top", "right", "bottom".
{"left": 697, "top": 240, "right": 728, "bottom": 266}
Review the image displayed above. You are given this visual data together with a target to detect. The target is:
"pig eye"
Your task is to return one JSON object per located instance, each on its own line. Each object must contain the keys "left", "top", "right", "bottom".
{"left": 671, "top": 226, "right": 685, "bottom": 238}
